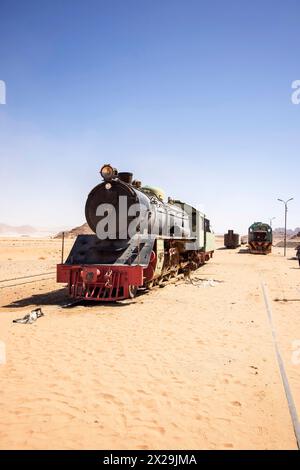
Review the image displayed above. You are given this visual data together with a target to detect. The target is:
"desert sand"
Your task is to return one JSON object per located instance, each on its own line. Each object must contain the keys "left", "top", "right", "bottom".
{"left": 0, "top": 236, "right": 299, "bottom": 449}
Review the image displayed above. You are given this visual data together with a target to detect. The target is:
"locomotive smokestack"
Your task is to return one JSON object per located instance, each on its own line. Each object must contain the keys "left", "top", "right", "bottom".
{"left": 118, "top": 172, "right": 133, "bottom": 184}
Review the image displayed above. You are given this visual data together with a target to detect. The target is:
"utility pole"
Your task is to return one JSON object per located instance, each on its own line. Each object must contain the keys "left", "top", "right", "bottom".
{"left": 277, "top": 198, "right": 294, "bottom": 256}
{"left": 269, "top": 217, "right": 276, "bottom": 228}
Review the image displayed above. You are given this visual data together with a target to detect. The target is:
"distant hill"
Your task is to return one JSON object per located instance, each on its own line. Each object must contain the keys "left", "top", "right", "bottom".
{"left": 0, "top": 223, "right": 37, "bottom": 234}
{"left": 291, "top": 232, "right": 300, "bottom": 239}
{"left": 54, "top": 223, "right": 93, "bottom": 239}
{"left": 273, "top": 227, "right": 300, "bottom": 238}
{"left": 273, "top": 227, "right": 300, "bottom": 248}
{"left": 275, "top": 237, "right": 300, "bottom": 248}
{"left": 0, "top": 223, "right": 64, "bottom": 237}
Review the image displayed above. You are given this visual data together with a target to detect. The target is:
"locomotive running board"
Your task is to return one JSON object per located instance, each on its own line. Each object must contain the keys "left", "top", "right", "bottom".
{"left": 62, "top": 234, "right": 156, "bottom": 268}
{"left": 115, "top": 234, "right": 156, "bottom": 266}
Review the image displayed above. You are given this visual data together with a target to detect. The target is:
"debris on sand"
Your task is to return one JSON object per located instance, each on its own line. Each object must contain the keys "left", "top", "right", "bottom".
{"left": 185, "top": 276, "right": 224, "bottom": 288}
{"left": 13, "top": 308, "right": 45, "bottom": 324}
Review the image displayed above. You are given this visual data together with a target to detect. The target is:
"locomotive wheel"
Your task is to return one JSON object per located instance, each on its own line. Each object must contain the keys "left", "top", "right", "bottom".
{"left": 128, "top": 285, "right": 138, "bottom": 298}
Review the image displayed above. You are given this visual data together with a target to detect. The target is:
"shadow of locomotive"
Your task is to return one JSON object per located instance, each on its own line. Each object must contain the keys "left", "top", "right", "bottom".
{"left": 3, "top": 287, "right": 69, "bottom": 308}
{"left": 3, "top": 287, "right": 136, "bottom": 309}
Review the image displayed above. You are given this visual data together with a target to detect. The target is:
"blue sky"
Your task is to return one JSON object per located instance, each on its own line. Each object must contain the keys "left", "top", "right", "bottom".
{"left": 0, "top": 0, "right": 299, "bottom": 233}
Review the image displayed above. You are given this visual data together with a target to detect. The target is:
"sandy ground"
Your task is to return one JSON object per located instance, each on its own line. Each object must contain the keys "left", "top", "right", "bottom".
{"left": 0, "top": 237, "right": 299, "bottom": 450}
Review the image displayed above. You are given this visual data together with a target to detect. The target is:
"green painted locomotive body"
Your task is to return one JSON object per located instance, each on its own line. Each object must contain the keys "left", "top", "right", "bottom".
{"left": 248, "top": 222, "right": 272, "bottom": 254}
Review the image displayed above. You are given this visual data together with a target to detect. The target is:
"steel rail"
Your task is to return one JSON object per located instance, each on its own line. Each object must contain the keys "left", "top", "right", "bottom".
{"left": 0, "top": 272, "right": 55, "bottom": 284}
{"left": 261, "top": 281, "right": 300, "bottom": 449}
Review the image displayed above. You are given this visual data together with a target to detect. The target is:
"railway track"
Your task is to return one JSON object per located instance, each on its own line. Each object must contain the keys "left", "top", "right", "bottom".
{"left": 261, "top": 281, "right": 300, "bottom": 449}
{"left": 0, "top": 271, "right": 56, "bottom": 289}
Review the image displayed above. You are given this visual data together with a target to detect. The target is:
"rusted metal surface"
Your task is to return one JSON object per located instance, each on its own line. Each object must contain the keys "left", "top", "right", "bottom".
{"left": 57, "top": 264, "right": 143, "bottom": 301}
{"left": 248, "top": 241, "right": 272, "bottom": 254}
{"left": 224, "top": 230, "right": 240, "bottom": 249}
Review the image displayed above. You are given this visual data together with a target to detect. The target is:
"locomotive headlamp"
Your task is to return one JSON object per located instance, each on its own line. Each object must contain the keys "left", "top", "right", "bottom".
{"left": 100, "top": 164, "right": 115, "bottom": 181}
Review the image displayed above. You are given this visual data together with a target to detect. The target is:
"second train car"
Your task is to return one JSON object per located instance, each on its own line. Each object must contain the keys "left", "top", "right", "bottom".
{"left": 248, "top": 222, "right": 272, "bottom": 254}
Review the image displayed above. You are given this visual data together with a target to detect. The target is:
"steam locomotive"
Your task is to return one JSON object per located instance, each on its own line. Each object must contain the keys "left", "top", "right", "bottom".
{"left": 248, "top": 222, "right": 272, "bottom": 254}
{"left": 57, "top": 165, "right": 215, "bottom": 301}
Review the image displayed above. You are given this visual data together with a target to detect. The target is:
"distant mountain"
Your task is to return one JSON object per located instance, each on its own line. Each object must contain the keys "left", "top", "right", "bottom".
{"left": 54, "top": 223, "right": 93, "bottom": 239}
{"left": 0, "top": 223, "right": 37, "bottom": 234}
{"left": 273, "top": 227, "right": 300, "bottom": 238}
{"left": 0, "top": 223, "right": 65, "bottom": 237}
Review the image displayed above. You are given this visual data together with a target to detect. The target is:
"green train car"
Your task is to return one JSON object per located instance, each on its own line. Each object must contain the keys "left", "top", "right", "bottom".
{"left": 248, "top": 222, "right": 272, "bottom": 254}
